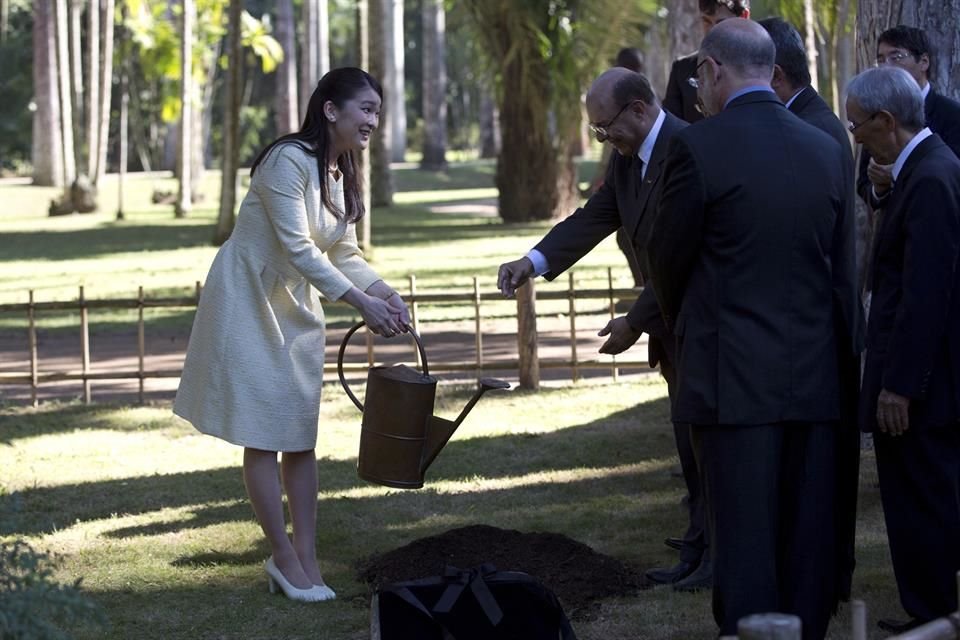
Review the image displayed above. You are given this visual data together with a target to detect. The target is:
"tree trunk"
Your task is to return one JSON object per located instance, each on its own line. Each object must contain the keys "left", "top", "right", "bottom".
{"left": 54, "top": 0, "right": 76, "bottom": 188}
{"left": 68, "top": 0, "right": 83, "bottom": 174}
{"left": 32, "top": 0, "right": 64, "bottom": 186}
{"left": 299, "top": 0, "right": 330, "bottom": 120}
{"left": 833, "top": 0, "right": 854, "bottom": 120}
{"left": 857, "top": 0, "right": 960, "bottom": 101}
{"left": 803, "top": 0, "right": 819, "bottom": 93}
{"left": 368, "top": 0, "right": 393, "bottom": 207}
{"left": 85, "top": 0, "right": 99, "bottom": 180}
{"left": 420, "top": 0, "right": 447, "bottom": 170}
{"left": 387, "top": 0, "right": 406, "bottom": 162}
{"left": 175, "top": 0, "right": 192, "bottom": 217}
{"left": 214, "top": 0, "right": 242, "bottom": 246}
{"left": 275, "top": 0, "right": 299, "bottom": 135}
{"left": 357, "top": 0, "right": 372, "bottom": 251}
{"left": 669, "top": 0, "right": 699, "bottom": 60}
{"left": 478, "top": 88, "right": 500, "bottom": 158}
{"left": 94, "top": 0, "right": 113, "bottom": 186}
{"left": 1, "top": 0, "right": 9, "bottom": 43}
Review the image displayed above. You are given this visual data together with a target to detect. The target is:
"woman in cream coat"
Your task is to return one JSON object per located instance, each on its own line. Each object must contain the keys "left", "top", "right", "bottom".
{"left": 175, "top": 68, "right": 408, "bottom": 602}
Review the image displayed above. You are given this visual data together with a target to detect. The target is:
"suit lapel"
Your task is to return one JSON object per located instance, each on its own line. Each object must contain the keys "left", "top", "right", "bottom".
{"left": 627, "top": 114, "right": 680, "bottom": 239}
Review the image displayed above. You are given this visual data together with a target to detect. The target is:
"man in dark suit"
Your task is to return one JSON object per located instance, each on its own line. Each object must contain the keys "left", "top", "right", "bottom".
{"left": 847, "top": 66, "right": 960, "bottom": 635}
{"left": 857, "top": 25, "right": 960, "bottom": 210}
{"left": 647, "top": 19, "right": 859, "bottom": 639}
{"left": 662, "top": 0, "right": 750, "bottom": 124}
{"left": 759, "top": 15, "right": 864, "bottom": 605}
{"left": 496, "top": 68, "right": 711, "bottom": 590}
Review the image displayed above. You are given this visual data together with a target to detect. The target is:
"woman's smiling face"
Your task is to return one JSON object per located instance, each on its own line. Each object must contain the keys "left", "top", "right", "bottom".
{"left": 326, "top": 86, "right": 381, "bottom": 155}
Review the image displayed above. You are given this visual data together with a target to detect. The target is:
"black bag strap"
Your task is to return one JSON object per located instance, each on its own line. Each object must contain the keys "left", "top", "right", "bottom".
{"left": 433, "top": 564, "right": 504, "bottom": 626}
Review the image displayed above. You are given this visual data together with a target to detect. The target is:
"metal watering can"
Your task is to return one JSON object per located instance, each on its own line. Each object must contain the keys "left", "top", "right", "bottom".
{"left": 337, "top": 322, "right": 510, "bottom": 489}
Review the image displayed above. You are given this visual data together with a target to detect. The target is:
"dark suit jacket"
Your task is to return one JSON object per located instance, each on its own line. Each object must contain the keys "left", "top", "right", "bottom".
{"left": 663, "top": 53, "right": 703, "bottom": 124}
{"left": 647, "top": 90, "right": 858, "bottom": 426}
{"left": 788, "top": 85, "right": 865, "bottom": 602}
{"left": 534, "top": 111, "right": 688, "bottom": 365}
{"left": 857, "top": 89, "right": 960, "bottom": 208}
{"left": 859, "top": 134, "right": 960, "bottom": 432}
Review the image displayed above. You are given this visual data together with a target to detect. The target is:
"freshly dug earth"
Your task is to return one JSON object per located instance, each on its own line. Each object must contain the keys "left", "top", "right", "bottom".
{"left": 356, "top": 524, "right": 647, "bottom": 612}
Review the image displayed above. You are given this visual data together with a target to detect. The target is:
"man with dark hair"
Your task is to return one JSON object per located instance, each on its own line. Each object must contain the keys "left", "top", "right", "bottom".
{"left": 858, "top": 25, "right": 960, "bottom": 210}
{"left": 662, "top": 0, "right": 750, "bottom": 123}
{"left": 760, "top": 15, "right": 864, "bottom": 604}
{"left": 496, "top": 68, "right": 692, "bottom": 587}
{"left": 615, "top": 47, "right": 644, "bottom": 73}
{"left": 847, "top": 65, "right": 960, "bottom": 636}
{"left": 648, "top": 19, "right": 859, "bottom": 639}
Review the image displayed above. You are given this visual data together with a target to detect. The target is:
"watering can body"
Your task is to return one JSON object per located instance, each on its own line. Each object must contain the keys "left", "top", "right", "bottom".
{"left": 338, "top": 322, "right": 509, "bottom": 489}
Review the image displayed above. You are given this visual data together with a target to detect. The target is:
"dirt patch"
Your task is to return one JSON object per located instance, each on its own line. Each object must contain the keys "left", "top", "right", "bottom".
{"left": 356, "top": 524, "right": 647, "bottom": 613}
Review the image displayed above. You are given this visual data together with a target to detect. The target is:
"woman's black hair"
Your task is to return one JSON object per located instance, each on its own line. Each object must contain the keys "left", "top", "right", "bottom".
{"left": 250, "top": 67, "right": 382, "bottom": 223}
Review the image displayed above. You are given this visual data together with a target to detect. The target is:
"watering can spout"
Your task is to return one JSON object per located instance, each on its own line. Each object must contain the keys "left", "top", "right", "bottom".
{"left": 421, "top": 377, "right": 511, "bottom": 474}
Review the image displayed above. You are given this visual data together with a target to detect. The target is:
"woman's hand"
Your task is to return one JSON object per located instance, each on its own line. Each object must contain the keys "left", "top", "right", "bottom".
{"left": 385, "top": 292, "right": 411, "bottom": 328}
{"left": 340, "top": 287, "right": 404, "bottom": 337}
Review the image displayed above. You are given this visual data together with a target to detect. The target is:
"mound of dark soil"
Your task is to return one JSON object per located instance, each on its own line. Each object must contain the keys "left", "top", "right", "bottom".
{"left": 356, "top": 524, "right": 647, "bottom": 611}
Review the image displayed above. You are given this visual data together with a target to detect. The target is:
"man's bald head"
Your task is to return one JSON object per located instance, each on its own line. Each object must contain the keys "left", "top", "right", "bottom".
{"left": 586, "top": 67, "right": 656, "bottom": 113}
{"left": 701, "top": 18, "right": 775, "bottom": 82}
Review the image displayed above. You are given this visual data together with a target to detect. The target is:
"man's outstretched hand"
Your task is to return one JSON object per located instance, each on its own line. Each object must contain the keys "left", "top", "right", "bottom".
{"left": 497, "top": 257, "right": 535, "bottom": 298}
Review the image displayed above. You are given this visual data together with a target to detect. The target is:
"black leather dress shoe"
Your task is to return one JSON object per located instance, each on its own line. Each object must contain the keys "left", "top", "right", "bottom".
{"left": 645, "top": 559, "right": 697, "bottom": 585}
{"left": 673, "top": 557, "right": 712, "bottom": 592}
{"left": 663, "top": 537, "right": 684, "bottom": 551}
{"left": 877, "top": 618, "right": 924, "bottom": 633}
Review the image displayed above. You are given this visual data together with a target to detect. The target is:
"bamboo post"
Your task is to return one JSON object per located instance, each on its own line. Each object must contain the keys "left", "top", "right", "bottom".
{"left": 737, "top": 613, "right": 802, "bottom": 639}
{"left": 137, "top": 286, "right": 145, "bottom": 405}
{"left": 28, "top": 289, "right": 38, "bottom": 407}
{"left": 608, "top": 267, "right": 618, "bottom": 382}
{"left": 851, "top": 600, "right": 866, "bottom": 640}
{"left": 568, "top": 272, "right": 579, "bottom": 382}
{"left": 408, "top": 274, "right": 421, "bottom": 368}
{"left": 79, "top": 286, "right": 91, "bottom": 404}
{"left": 365, "top": 325, "right": 375, "bottom": 367}
{"left": 516, "top": 279, "right": 539, "bottom": 390}
{"left": 473, "top": 277, "right": 483, "bottom": 379}
{"left": 195, "top": 280, "right": 202, "bottom": 303}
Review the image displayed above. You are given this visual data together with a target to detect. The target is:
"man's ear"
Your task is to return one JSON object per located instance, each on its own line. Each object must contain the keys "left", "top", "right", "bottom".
{"left": 918, "top": 52, "right": 931, "bottom": 75}
{"left": 771, "top": 64, "right": 785, "bottom": 90}
{"left": 741, "top": 8, "right": 750, "bottom": 19}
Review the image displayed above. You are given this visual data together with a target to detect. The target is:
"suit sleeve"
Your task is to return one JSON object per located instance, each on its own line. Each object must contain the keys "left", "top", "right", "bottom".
{"left": 662, "top": 60, "right": 684, "bottom": 120}
{"left": 647, "top": 135, "right": 705, "bottom": 329}
{"left": 627, "top": 282, "right": 668, "bottom": 336}
{"left": 533, "top": 162, "right": 622, "bottom": 280}
{"left": 834, "top": 148, "right": 865, "bottom": 356}
{"left": 882, "top": 174, "right": 960, "bottom": 398}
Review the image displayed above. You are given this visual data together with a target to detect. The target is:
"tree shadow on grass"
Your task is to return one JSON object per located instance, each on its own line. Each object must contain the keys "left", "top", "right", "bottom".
{"left": 1, "top": 223, "right": 215, "bottom": 262}
{"left": 0, "top": 402, "right": 184, "bottom": 444}
{"left": 1, "top": 396, "right": 674, "bottom": 538}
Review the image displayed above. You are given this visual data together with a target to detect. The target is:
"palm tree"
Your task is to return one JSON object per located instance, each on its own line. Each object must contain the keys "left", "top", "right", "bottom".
{"left": 32, "top": 0, "right": 64, "bottom": 187}
{"left": 214, "top": 0, "right": 242, "bottom": 245}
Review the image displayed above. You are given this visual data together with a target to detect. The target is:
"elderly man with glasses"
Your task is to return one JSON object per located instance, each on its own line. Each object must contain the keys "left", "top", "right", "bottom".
{"left": 847, "top": 65, "right": 960, "bottom": 636}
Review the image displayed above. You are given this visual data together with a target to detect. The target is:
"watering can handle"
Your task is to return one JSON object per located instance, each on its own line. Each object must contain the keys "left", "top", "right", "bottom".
{"left": 336, "top": 321, "right": 430, "bottom": 412}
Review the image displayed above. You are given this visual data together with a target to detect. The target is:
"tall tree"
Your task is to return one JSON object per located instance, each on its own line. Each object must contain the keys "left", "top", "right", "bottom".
{"left": 386, "top": 0, "right": 405, "bottom": 162}
{"left": 175, "top": 0, "right": 193, "bottom": 218}
{"left": 300, "top": 0, "right": 330, "bottom": 119}
{"left": 94, "top": 0, "right": 115, "bottom": 186}
{"left": 420, "top": 0, "right": 446, "bottom": 170}
{"left": 32, "top": 0, "right": 64, "bottom": 186}
{"left": 368, "top": 0, "right": 393, "bottom": 206}
{"left": 275, "top": 0, "right": 299, "bottom": 134}
{"left": 462, "top": 0, "right": 644, "bottom": 222}
{"left": 214, "top": 0, "right": 242, "bottom": 245}
{"left": 68, "top": 0, "right": 83, "bottom": 171}
{"left": 85, "top": 0, "right": 99, "bottom": 179}
{"left": 54, "top": 0, "right": 76, "bottom": 189}
{"left": 356, "top": 0, "right": 371, "bottom": 251}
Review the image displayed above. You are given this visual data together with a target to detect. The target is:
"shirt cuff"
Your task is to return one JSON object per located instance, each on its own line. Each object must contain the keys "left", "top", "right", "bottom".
{"left": 526, "top": 249, "right": 549, "bottom": 277}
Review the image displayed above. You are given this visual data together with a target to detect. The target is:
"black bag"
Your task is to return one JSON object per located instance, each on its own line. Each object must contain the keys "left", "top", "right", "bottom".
{"left": 371, "top": 563, "right": 578, "bottom": 640}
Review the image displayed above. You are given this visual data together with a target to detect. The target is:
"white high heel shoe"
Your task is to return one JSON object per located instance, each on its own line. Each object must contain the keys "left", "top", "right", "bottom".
{"left": 264, "top": 557, "right": 332, "bottom": 602}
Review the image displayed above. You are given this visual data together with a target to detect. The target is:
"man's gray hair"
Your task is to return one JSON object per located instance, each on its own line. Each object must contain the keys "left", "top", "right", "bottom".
{"left": 700, "top": 21, "right": 775, "bottom": 76}
{"left": 846, "top": 66, "right": 925, "bottom": 132}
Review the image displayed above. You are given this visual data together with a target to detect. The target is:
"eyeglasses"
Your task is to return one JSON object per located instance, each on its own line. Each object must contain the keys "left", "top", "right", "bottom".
{"left": 589, "top": 101, "right": 635, "bottom": 139}
{"left": 847, "top": 112, "right": 879, "bottom": 133}
{"left": 875, "top": 51, "right": 913, "bottom": 65}
{"left": 687, "top": 57, "right": 721, "bottom": 89}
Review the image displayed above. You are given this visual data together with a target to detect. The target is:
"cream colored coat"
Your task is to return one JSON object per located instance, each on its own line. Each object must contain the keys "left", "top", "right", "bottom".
{"left": 174, "top": 144, "right": 381, "bottom": 451}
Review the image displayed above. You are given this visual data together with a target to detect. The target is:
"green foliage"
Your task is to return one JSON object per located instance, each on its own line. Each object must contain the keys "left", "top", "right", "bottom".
{"left": 0, "top": 5, "right": 36, "bottom": 174}
{"left": 0, "top": 540, "right": 107, "bottom": 639}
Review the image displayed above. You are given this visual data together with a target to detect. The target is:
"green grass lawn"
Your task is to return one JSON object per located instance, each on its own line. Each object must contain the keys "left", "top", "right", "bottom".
{"left": 0, "top": 161, "right": 905, "bottom": 638}
{"left": 0, "top": 381, "right": 900, "bottom": 640}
